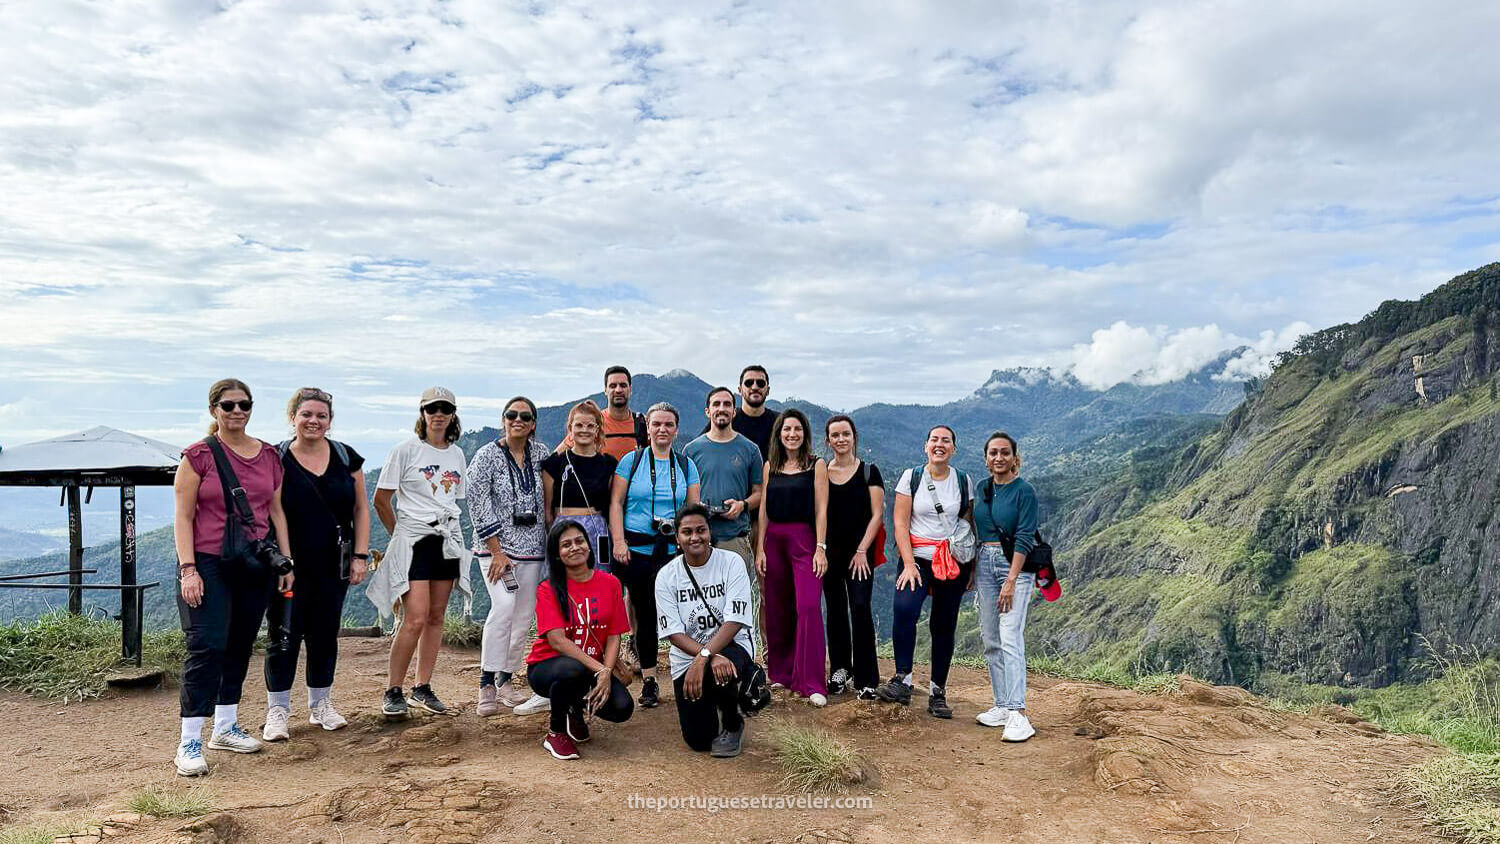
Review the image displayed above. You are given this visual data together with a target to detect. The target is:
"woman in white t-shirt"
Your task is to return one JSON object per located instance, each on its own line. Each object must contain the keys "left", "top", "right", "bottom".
{"left": 877, "top": 424, "right": 974, "bottom": 720}
{"left": 367, "top": 387, "right": 473, "bottom": 719}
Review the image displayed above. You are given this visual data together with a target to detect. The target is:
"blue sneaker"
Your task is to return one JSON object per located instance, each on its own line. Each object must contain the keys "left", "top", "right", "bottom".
{"left": 175, "top": 739, "right": 208, "bottom": 776}
{"left": 207, "top": 724, "right": 262, "bottom": 754}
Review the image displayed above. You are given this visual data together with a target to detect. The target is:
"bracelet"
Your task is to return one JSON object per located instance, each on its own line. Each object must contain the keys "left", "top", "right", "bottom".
{"left": 816, "top": 541, "right": 827, "bottom": 550}
{"left": 178, "top": 563, "right": 197, "bottom": 573}
{"left": 353, "top": 552, "right": 370, "bottom": 561}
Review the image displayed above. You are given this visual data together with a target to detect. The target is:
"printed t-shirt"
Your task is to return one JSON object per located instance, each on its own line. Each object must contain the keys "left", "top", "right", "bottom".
{"left": 184, "top": 437, "right": 285, "bottom": 555}
{"left": 527, "top": 571, "right": 630, "bottom": 664}
{"left": 682, "top": 433, "right": 763, "bottom": 541}
{"left": 376, "top": 438, "right": 466, "bottom": 523}
{"left": 655, "top": 548, "right": 756, "bottom": 679}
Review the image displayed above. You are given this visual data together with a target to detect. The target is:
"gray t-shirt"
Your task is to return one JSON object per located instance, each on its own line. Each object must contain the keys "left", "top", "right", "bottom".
{"left": 683, "top": 432, "right": 764, "bottom": 542}
{"left": 655, "top": 548, "right": 756, "bottom": 679}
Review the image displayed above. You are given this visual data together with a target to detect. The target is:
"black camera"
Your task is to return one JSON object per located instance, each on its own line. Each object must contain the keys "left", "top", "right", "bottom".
{"left": 653, "top": 517, "right": 676, "bottom": 537}
{"left": 254, "top": 539, "right": 295, "bottom": 575}
{"left": 706, "top": 500, "right": 731, "bottom": 517}
{"left": 513, "top": 508, "right": 539, "bottom": 527}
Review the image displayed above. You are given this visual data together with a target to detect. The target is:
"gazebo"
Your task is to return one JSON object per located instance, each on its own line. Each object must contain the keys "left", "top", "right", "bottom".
{"left": 0, "top": 426, "right": 181, "bottom": 665}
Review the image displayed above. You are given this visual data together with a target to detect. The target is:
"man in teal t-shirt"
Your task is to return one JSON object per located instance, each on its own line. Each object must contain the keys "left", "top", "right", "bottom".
{"left": 684, "top": 387, "right": 764, "bottom": 569}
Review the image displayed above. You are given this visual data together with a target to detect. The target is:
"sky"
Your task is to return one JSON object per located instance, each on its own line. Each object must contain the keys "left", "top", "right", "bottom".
{"left": 2, "top": 0, "right": 1499, "bottom": 459}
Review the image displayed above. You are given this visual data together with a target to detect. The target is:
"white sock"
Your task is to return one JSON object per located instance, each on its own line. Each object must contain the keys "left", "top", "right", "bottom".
{"left": 267, "top": 690, "right": 291, "bottom": 711}
{"left": 213, "top": 704, "right": 238, "bottom": 735}
{"left": 308, "top": 686, "right": 330, "bottom": 709}
{"left": 900, "top": 673, "right": 913, "bottom": 687}
{"left": 180, "top": 717, "right": 205, "bottom": 746}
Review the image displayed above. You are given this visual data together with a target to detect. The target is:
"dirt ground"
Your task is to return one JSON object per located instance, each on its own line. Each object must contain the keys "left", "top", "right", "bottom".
{"left": 1, "top": 637, "right": 1445, "bottom": 843}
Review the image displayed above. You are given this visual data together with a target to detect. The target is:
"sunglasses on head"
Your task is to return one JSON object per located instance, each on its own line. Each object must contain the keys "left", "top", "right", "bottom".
{"left": 505, "top": 410, "right": 535, "bottom": 422}
{"left": 742, "top": 378, "right": 767, "bottom": 389}
{"left": 215, "top": 400, "right": 253, "bottom": 412}
{"left": 423, "top": 402, "right": 456, "bottom": 415}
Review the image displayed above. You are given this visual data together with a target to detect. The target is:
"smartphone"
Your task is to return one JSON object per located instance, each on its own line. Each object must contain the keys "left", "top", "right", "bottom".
{"left": 596, "top": 535, "right": 613, "bottom": 569}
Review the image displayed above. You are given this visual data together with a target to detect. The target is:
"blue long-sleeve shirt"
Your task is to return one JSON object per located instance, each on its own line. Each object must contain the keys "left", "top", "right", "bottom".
{"left": 972, "top": 476, "right": 1039, "bottom": 558}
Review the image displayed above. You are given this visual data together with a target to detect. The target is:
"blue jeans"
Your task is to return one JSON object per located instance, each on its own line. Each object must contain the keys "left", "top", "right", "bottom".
{"left": 976, "top": 545, "right": 1035, "bottom": 710}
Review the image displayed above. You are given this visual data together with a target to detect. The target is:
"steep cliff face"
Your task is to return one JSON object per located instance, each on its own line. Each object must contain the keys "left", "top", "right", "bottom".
{"left": 1032, "top": 264, "right": 1500, "bottom": 688}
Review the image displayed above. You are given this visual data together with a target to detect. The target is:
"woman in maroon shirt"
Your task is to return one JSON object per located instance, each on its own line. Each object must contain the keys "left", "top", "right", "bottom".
{"left": 526, "top": 521, "right": 634, "bottom": 760}
{"left": 171, "top": 378, "right": 294, "bottom": 777}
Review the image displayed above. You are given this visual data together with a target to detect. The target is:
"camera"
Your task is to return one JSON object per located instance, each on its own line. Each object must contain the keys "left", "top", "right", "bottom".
{"left": 706, "top": 500, "right": 731, "bottom": 517}
{"left": 254, "top": 539, "right": 295, "bottom": 576}
{"left": 653, "top": 517, "right": 677, "bottom": 537}
{"left": 512, "top": 508, "right": 538, "bottom": 527}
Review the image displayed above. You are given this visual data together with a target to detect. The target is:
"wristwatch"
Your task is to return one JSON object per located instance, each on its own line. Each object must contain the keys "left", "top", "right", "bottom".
{"left": 816, "top": 541, "right": 828, "bottom": 550}
{"left": 697, "top": 647, "right": 712, "bottom": 660}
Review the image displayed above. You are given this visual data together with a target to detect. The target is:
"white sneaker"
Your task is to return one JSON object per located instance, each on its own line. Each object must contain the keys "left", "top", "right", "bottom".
{"left": 262, "top": 705, "right": 290, "bottom": 742}
{"left": 1002, "top": 710, "right": 1036, "bottom": 742}
{"left": 174, "top": 739, "right": 208, "bottom": 776}
{"left": 808, "top": 693, "right": 828, "bottom": 707}
{"left": 514, "top": 693, "right": 550, "bottom": 715}
{"left": 976, "top": 706, "right": 1012, "bottom": 728}
{"left": 309, "top": 699, "right": 347, "bottom": 731}
{"left": 207, "top": 724, "right": 262, "bottom": 754}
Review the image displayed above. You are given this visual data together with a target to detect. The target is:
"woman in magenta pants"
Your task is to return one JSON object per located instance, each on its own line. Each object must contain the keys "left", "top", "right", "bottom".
{"left": 755, "top": 408, "right": 831, "bottom": 706}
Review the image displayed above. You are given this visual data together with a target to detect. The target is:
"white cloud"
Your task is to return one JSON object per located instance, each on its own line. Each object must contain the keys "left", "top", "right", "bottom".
{"left": 1065, "top": 320, "right": 1311, "bottom": 389}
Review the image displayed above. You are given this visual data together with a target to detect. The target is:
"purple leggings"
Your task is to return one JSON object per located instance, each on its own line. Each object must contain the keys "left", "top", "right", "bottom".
{"left": 762, "top": 521, "right": 827, "bottom": 697}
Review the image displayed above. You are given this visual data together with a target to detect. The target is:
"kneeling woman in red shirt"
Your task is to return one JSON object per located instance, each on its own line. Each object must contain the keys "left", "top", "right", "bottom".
{"left": 526, "top": 520, "right": 635, "bottom": 760}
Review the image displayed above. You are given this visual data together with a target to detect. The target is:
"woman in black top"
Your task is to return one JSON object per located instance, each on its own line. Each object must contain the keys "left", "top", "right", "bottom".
{"left": 541, "top": 401, "right": 618, "bottom": 572}
{"left": 755, "top": 408, "right": 830, "bottom": 705}
{"left": 262, "top": 387, "right": 370, "bottom": 742}
{"left": 822, "top": 415, "right": 885, "bottom": 699}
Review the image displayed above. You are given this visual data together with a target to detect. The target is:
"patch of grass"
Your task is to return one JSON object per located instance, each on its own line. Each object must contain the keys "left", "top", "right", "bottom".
{"left": 1401, "top": 754, "right": 1500, "bottom": 842}
{"left": 0, "top": 818, "right": 79, "bottom": 844}
{"left": 0, "top": 612, "right": 184, "bottom": 702}
{"left": 127, "top": 784, "right": 214, "bottom": 818}
{"left": 441, "top": 614, "right": 483, "bottom": 647}
{"left": 767, "top": 722, "right": 866, "bottom": 794}
{"left": 1131, "top": 673, "right": 1180, "bottom": 696}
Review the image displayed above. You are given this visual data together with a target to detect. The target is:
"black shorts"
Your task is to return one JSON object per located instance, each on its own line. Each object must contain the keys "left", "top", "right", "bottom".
{"left": 408, "top": 535, "right": 460, "bottom": 581}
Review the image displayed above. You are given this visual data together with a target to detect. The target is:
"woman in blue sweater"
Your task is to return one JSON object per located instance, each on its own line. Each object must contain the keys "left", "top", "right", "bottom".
{"left": 972, "top": 431, "right": 1039, "bottom": 741}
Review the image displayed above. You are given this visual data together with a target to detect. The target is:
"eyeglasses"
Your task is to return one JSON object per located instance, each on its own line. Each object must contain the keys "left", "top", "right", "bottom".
{"left": 504, "top": 410, "right": 535, "bottom": 422}
{"left": 215, "top": 400, "right": 253, "bottom": 412}
{"left": 742, "top": 379, "right": 767, "bottom": 389}
{"left": 423, "top": 402, "right": 456, "bottom": 415}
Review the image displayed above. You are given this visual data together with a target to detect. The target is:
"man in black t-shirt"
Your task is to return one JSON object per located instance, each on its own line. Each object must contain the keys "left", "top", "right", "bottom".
{"left": 732, "top": 365, "right": 779, "bottom": 461}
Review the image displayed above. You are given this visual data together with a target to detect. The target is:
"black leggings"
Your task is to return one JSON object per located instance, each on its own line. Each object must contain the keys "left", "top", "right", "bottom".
{"left": 177, "top": 552, "right": 275, "bottom": 718}
{"left": 823, "top": 544, "right": 879, "bottom": 689}
{"left": 891, "top": 557, "right": 971, "bottom": 689}
{"left": 264, "top": 550, "right": 349, "bottom": 692}
{"left": 619, "top": 551, "right": 667, "bottom": 670}
{"left": 527, "top": 656, "right": 634, "bottom": 733}
{"left": 673, "top": 642, "right": 755, "bottom": 752}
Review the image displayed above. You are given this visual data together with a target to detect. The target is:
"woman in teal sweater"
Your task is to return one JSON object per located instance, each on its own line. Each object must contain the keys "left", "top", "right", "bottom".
{"left": 972, "top": 431, "right": 1039, "bottom": 741}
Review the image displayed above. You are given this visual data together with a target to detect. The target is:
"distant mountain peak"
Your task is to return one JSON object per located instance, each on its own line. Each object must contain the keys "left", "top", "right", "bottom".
{"left": 974, "top": 366, "right": 1077, "bottom": 397}
{"left": 658, "top": 368, "right": 701, "bottom": 381}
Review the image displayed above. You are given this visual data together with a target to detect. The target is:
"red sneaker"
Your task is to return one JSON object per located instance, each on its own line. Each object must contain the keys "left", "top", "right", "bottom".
{"left": 543, "top": 731, "right": 580, "bottom": 760}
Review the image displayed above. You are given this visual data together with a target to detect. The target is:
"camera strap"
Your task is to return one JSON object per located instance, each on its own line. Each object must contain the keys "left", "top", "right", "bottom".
{"left": 681, "top": 557, "right": 724, "bottom": 629}
{"left": 645, "top": 448, "right": 680, "bottom": 523}
{"left": 203, "top": 436, "right": 257, "bottom": 530}
{"left": 563, "top": 451, "right": 595, "bottom": 512}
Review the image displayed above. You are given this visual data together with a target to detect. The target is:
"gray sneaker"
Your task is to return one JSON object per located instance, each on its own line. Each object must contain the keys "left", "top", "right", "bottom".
{"left": 408, "top": 684, "right": 448, "bottom": 715}
{"left": 383, "top": 687, "right": 409, "bottom": 718}
{"left": 207, "top": 724, "right": 262, "bottom": 754}
{"left": 710, "top": 724, "right": 744, "bottom": 758}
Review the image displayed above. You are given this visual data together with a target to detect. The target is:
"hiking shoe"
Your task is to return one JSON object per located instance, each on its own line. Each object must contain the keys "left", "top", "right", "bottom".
{"left": 407, "top": 684, "right": 447, "bottom": 715}
{"left": 566, "top": 707, "right": 591, "bottom": 743}
{"left": 262, "top": 705, "right": 290, "bottom": 742}
{"left": 174, "top": 739, "right": 208, "bottom": 776}
{"left": 855, "top": 686, "right": 879, "bottom": 701}
{"left": 309, "top": 699, "right": 347, "bottom": 731}
{"left": 875, "top": 676, "right": 912, "bottom": 706}
{"left": 710, "top": 725, "right": 744, "bottom": 758}
{"left": 828, "top": 668, "right": 850, "bottom": 695}
{"left": 976, "top": 706, "right": 1012, "bottom": 728}
{"left": 383, "top": 687, "right": 408, "bottom": 718}
{"left": 927, "top": 686, "right": 953, "bottom": 719}
{"left": 543, "top": 731, "right": 580, "bottom": 760}
{"left": 497, "top": 683, "right": 529, "bottom": 708}
{"left": 639, "top": 676, "right": 660, "bottom": 708}
{"left": 1003, "top": 710, "right": 1036, "bottom": 742}
{"left": 514, "top": 693, "right": 550, "bottom": 715}
{"left": 477, "top": 684, "right": 500, "bottom": 717}
{"left": 808, "top": 693, "right": 828, "bottom": 707}
{"left": 207, "top": 724, "right": 262, "bottom": 754}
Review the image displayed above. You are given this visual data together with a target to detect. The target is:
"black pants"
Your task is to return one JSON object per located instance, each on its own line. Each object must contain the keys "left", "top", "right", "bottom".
{"left": 891, "top": 557, "right": 972, "bottom": 689}
{"left": 823, "top": 544, "right": 879, "bottom": 690}
{"left": 177, "top": 552, "right": 275, "bottom": 718}
{"left": 620, "top": 550, "right": 667, "bottom": 670}
{"left": 673, "top": 642, "right": 754, "bottom": 752}
{"left": 527, "top": 656, "right": 635, "bottom": 733}
{"left": 264, "top": 549, "right": 349, "bottom": 692}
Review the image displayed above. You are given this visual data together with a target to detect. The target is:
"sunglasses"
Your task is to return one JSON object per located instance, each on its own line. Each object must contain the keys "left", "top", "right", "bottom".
{"left": 742, "top": 379, "right": 767, "bottom": 389}
{"left": 215, "top": 400, "right": 253, "bottom": 412}
{"left": 423, "top": 402, "right": 456, "bottom": 415}
{"left": 504, "top": 410, "right": 535, "bottom": 422}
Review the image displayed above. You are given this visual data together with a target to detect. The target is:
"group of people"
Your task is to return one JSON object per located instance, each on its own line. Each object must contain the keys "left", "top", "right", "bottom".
{"left": 169, "top": 366, "right": 1046, "bottom": 775}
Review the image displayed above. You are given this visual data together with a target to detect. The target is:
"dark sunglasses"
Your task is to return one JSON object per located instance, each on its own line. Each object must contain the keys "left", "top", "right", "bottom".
{"left": 215, "top": 400, "right": 253, "bottom": 412}
{"left": 742, "top": 378, "right": 767, "bottom": 388}
{"left": 423, "top": 402, "right": 456, "bottom": 415}
{"left": 504, "top": 410, "right": 535, "bottom": 422}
